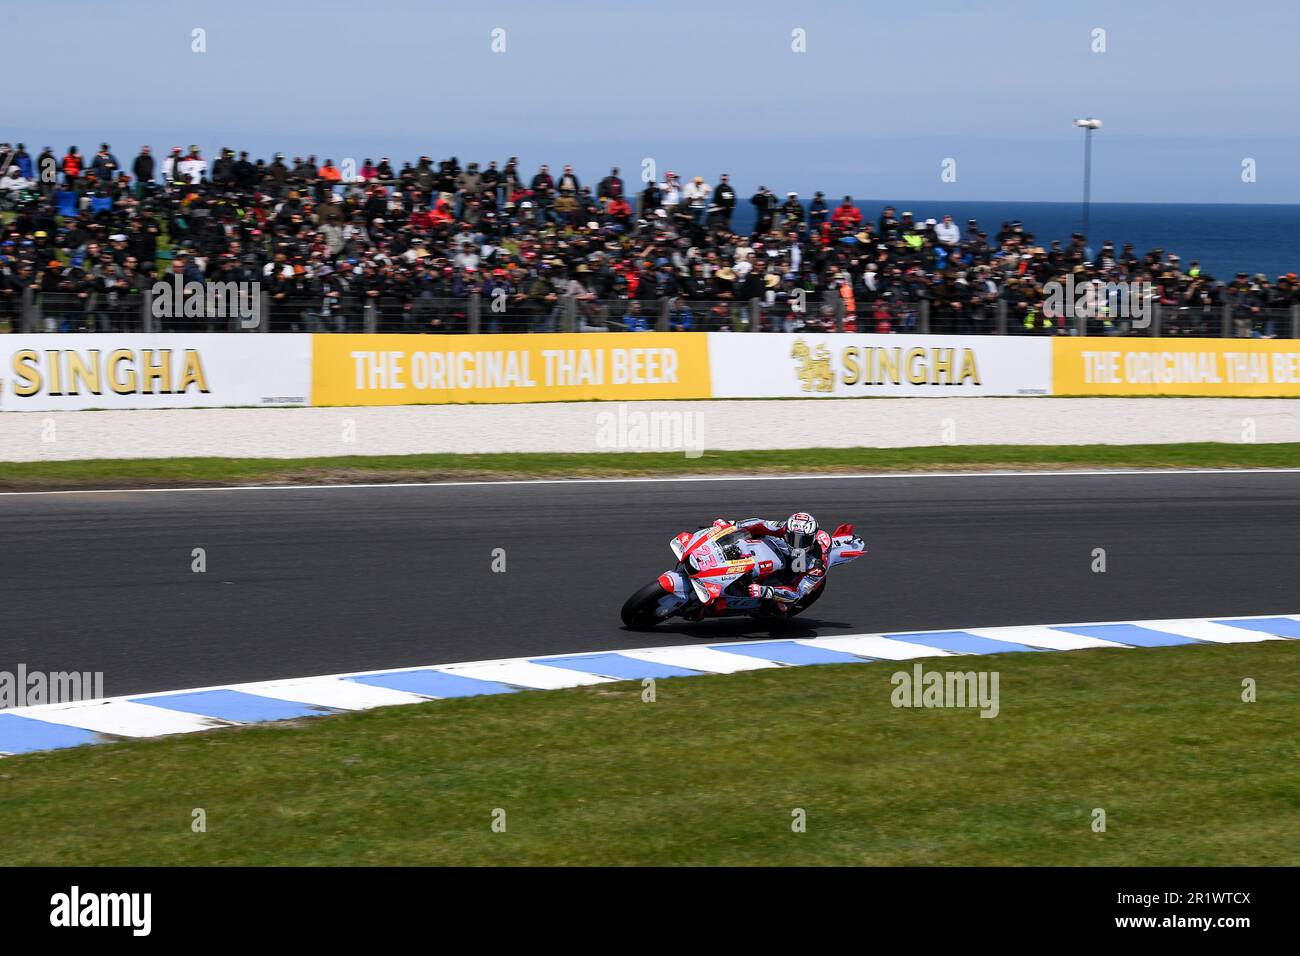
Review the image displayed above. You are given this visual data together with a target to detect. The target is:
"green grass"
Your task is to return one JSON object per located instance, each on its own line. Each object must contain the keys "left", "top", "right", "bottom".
{"left": 4, "top": 442, "right": 1300, "bottom": 491}
{"left": 0, "top": 642, "right": 1296, "bottom": 865}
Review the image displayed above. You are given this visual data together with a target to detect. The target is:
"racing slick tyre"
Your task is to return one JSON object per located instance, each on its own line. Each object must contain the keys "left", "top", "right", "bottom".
{"left": 621, "top": 581, "right": 669, "bottom": 630}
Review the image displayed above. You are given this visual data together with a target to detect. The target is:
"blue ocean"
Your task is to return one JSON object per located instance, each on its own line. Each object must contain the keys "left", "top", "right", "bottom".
{"left": 731, "top": 200, "right": 1299, "bottom": 282}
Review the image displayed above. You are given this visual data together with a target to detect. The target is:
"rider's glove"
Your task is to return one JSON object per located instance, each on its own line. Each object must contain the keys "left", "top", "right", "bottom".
{"left": 748, "top": 584, "right": 774, "bottom": 600}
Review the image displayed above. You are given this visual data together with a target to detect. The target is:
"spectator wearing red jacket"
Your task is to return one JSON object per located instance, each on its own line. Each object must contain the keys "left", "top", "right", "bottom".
{"left": 61, "top": 146, "right": 83, "bottom": 183}
{"left": 831, "top": 195, "right": 862, "bottom": 231}
{"left": 605, "top": 195, "right": 632, "bottom": 229}
{"left": 428, "top": 197, "right": 454, "bottom": 226}
{"left": 409, "top": 204, "right": 435, "bottom": 231}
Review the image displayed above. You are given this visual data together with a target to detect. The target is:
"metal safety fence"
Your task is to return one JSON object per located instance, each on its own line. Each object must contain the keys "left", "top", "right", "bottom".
{"left": 2, "top": 287, "right": 1298, "bottom": 338}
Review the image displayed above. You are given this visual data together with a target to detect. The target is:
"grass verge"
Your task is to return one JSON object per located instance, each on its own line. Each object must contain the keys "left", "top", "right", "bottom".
{"left": 3, "top": 442, "right": 1299, "bottom": 491}
{"left": 0, "top": 642, "right": 1295, "bottom": 865}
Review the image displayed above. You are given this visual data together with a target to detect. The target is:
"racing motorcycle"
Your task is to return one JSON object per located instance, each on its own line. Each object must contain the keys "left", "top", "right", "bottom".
{"left": 620, "top": 519, "right": 867, "bottom": 630}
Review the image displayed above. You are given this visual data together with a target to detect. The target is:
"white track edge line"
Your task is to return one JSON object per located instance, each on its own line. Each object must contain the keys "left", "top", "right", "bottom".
{"left": 1, "top": 466, "right": 1297, "bottom": 497}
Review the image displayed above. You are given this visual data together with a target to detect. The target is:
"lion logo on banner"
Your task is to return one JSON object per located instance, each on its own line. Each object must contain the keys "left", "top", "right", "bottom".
{"left": 790, "top": 338, "right": 834, "bottom": 393}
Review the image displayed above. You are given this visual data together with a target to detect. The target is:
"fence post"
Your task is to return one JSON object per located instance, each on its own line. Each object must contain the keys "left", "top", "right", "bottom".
{"left": 996, "top": 300, "right": 1007, "bottom": 335}
{"left": 833, "top": 296, "right": 845, "bottom": 332}
{"left": 364, "top": 298, "right": 378, "bottom": 333}
{"left": 657, "top": 298, "right": 669, "bottom": 332}
{"left": 257, "top": 290, "right": 270, "bottom": 332}
{"left": 1149, "top": 299, "right": 1161, "bottom": 338}
{"left": 21, "top": 286, "right": 38, "bottom": 333}
{"left": 141, "top": 284, "right": 154, "bottom": 333}
{"left": 563, "top": 294, "right": 577, "bottom": 333}
{"left": 468, "top": 292, "right": 481, "bottom": 334}
{"left": 748, "top": 299, "right": 761, "bottom": 331}
{"left": 919, "top": 299, "right": 931, "bottom": 335}
{"left": 1221, "top": 304, "right": 1232, "bottom": 338}
{"left": 1291, "top": 304, "right": 1299, "bottom": 340}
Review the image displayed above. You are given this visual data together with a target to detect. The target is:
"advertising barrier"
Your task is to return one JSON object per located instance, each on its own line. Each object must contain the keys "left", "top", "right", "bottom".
{"left": 1053, "top": 338, "right": 1300, "bottom": 397}
{"left": 0, "top": 335, "right": 311, "bottom": 411}
{"left": 708, "top": 333, "right": 1052, "bottom": 397}
{"left": 310, "top": 333, "right": 713, "bottom": 406}
{"left": 5, "top": 333, "right": 1300, "bottom": 411}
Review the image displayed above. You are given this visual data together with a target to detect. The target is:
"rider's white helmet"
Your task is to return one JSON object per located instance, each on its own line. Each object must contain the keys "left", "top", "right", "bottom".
{"left": 784, "top": 512, "right": 818, "bottom": 552}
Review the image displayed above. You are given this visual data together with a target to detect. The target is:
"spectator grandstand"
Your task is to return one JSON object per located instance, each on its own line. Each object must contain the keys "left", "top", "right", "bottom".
{"left": 1, "top": 141, "right": 1297, "bottom": 337}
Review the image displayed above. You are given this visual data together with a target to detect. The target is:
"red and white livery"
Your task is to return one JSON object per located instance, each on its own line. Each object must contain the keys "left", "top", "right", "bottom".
{"left": 620, "top": 516, "right": 867, "bottom": 629}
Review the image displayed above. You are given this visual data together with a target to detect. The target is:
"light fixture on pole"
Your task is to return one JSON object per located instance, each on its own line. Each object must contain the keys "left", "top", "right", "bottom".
{"left": 1073, "top": 118, "right": 1102, "bottom": 247}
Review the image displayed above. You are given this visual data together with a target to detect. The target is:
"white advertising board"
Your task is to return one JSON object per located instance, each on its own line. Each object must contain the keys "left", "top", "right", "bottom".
{"left": 0, "top": 334, "right": 311, "bottom": 411}
{"left": 708, "top": 332, "right": 1052, "bottom": 398}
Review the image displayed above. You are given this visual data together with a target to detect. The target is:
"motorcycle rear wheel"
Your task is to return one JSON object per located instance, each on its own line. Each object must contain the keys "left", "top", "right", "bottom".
{"left": 621, "top": 581, "right": 670, "bottom": 630}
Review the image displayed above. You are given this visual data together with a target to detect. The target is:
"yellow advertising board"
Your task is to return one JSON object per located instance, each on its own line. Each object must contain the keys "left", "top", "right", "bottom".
{"left": 311, "top": 333, "right": 713, "bottom": 405}
{"left": 1053, "top": 338, "right": 1300, "bottom": 397}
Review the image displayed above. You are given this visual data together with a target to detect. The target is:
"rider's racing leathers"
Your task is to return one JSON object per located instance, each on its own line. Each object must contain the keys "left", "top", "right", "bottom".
{"left": 733, "top": 517, "right": 832, "bottom": 608}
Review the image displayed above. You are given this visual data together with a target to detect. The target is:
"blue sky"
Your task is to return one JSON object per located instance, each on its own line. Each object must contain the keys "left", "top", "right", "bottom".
{"left": 4, "top": 0, "right": 1298, "bottom": 203}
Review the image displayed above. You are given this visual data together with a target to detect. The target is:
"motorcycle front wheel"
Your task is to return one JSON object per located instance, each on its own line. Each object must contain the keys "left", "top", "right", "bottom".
{"left": 621, "top": 581, "right": 671, "bottom": 630}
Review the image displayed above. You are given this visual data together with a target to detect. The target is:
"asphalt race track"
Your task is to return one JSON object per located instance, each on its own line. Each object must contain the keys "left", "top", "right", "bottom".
{"left": 1, "top": 471, "right": 1297, "bottom": 698}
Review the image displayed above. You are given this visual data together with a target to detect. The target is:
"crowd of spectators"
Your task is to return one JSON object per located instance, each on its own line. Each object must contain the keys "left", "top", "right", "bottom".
{"left": 1, "top": 140, "right": 1296, "bottom": 336}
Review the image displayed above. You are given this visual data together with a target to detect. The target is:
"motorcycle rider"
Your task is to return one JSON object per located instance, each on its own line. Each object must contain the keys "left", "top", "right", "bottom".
{"left": 734, "top": 512, "right": 831, "bottom": 612}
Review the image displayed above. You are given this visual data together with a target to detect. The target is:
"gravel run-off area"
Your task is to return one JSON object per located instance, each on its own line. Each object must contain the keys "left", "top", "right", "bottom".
{"left": 0, "top": 398, "right": 1296, "bottom": 462}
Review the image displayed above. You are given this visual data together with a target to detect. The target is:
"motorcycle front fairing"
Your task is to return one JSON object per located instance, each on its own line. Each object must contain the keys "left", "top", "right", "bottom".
{"left": 661, "top": 523, "right": 774, "bottom": 615}
{"left": 825, "top": 523, "right": 868, "bottom": 568}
